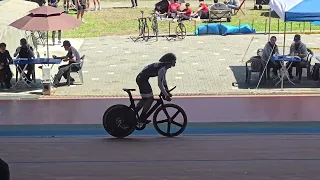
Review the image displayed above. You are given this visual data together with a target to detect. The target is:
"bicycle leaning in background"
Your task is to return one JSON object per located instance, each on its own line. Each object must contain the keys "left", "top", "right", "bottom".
{"left": 166, "top": 12, "right": 187, "bottom": 41}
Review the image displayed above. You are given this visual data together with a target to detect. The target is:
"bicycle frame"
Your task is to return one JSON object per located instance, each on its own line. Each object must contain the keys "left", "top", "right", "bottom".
{"left": 126, "top": 91, "right": 165, "bottom": 120}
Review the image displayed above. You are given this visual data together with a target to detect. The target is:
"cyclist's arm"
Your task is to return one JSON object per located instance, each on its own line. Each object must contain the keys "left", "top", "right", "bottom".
{"left": 14, "top": 47, "right": 20, "bottom": 57}
{"left": 6, "top": 50, "right": 13, "bottom": 64}
{"left": 158, "top": 67, "right": 169, "bottom": 97}
{"left": 28, "top": 46, "right": 35, "bottom": 58}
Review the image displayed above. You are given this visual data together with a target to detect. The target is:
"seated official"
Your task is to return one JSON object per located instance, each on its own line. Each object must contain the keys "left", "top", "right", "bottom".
{"left": 286, "top": 34, "right": 308, "bottom": 82}
{"left": 52, "top": 40, "right": 81, "bottom": 87}
{"left": 0, "top": 43, "right": 13, "bottom": 88}
{"left": 261, "top": 36, "right": 281, "bottom": 79}
{"left": 13, "top": 38, "right": 35, "bottom": 83}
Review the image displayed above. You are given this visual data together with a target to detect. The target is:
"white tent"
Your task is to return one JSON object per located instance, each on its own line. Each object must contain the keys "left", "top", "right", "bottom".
{"left": 269, "top": 0, "right": 301, "bottom": 21}
{"left": 269, "top": 0, "right": 320, "bottom": 22}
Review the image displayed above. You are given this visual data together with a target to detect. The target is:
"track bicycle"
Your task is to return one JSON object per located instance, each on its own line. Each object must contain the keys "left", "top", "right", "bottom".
{"left": 103, "top": 86, "right": 188, "bottom": 138}
{"left": 149, "top": 11, "right": 160, "bottom": 41}
{"left": 166, "top": 12, "right": 187, "bottom": 41}
{"left": 149, "top": 11, "right": 166, "bottom": 41}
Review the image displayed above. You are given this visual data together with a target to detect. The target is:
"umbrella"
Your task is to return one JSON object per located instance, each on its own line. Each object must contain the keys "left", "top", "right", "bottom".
{"left": 29, "top": 5, "right": 63, "bottom": 16}
{"left": 9, "top": 5, "right": 82, "bottom": 58}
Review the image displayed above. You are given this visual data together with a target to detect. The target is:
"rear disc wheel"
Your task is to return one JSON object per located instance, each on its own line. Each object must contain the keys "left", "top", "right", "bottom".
{"left": 103, "top": 104, "right": 137, "bottom": 138}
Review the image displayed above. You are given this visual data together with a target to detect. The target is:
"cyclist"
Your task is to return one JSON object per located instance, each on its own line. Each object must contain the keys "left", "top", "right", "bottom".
{"left": 136, "top": 53, "right": 176, "bottom": 124}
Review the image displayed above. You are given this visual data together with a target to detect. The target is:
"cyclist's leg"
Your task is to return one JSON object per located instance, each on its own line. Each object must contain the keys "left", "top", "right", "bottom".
{"left": 136, "top": 75, "right": 145, "bottom": 111}
{"left": 135, "top": 99, "right": 144, "bottom": 112}
{"left": 136, "top": 78, "right": 153, "bottom": 123}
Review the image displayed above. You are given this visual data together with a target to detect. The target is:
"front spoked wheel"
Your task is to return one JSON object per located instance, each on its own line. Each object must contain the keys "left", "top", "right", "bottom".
{"left": 103, "top": 104, "right": 137, "bottom": 138}
{"left": 153, "top": 104, "right": 188, "bottom": 137}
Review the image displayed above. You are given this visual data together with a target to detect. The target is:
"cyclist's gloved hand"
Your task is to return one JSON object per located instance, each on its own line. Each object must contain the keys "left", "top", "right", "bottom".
{"left": 168, "top": 92, "right": 173, "bottom": 97}
{"left": 164, "top": 95, "right": 172, "bottom": 101}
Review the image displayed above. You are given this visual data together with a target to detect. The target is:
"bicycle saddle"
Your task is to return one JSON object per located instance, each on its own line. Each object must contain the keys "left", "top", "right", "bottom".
{"left": 123, "top": 88, "right": 136, "bottom": 92}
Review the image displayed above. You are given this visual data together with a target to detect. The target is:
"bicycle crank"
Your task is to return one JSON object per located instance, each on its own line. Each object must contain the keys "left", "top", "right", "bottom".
{"left": 135, "top": 122, "right": 147, "bottom": 131}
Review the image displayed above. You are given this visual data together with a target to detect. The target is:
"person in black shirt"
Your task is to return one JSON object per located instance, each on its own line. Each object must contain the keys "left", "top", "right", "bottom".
{"left": 77, "top": 0, "right": 87, "bottom": 23}
{"left": 0, "top": 43, "right": 13, "bottom": 88}
{"left": 13, "top": 38, "right": 35, "bottom": 83}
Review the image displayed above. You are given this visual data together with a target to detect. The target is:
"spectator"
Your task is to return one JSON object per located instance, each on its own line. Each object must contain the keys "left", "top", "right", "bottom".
{"left": 154, "top": 0, "right": 169, "bottom": 14}
{"left": 0, "top": 43, "right": 13, "bottom": 88}
{"left": 224, "top": 0, "right": 239, "bottom": 9}
{"left": 13, "top": 38, "right": 35, "bottom": 83}
{"left": 192, "top": 0, "right": 209, "bottom": 19}
{"left": 77, "top": 0, "right": 87, "bottom": 23}
{"left": 93, "top": 0, "right": 101, "bottom": 10}
{"left": 287, "top": 34, "right": 308, "bottom": 82}
{"left": 48, "top": 0, "right": 62, "bottom": 45}
{"left": 261, "top": 36, "right": 280, "bottom": 79}
{"left": 168, "top": 0, "right": 181, "bottom": 18}
{"left": 0, "top": 158, "right": 10, "bottom": 180}
{"left": 131, "top": 0, "right": 138, "bottom": 8}
{"left": 211, "top": 0, "right": 229, "bottom": 10}
{"left": 181, "top": 3, "right": 192, "bottom": 20}
{"left": 52, "top": 40, "right": 81, "bottom": 87}
{"left": 86, "top": 0, "right": 101, "bottom": 10}
{"left": 64, "top": 0, "right": 70, "bottom": 13}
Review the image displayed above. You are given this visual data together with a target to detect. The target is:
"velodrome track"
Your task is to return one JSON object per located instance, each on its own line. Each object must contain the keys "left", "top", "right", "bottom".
{"left": 1, "top": 134, "right": 320, "bottom": 180}
{"left": 2, "top": 95, "right": 320, "bottom": 179}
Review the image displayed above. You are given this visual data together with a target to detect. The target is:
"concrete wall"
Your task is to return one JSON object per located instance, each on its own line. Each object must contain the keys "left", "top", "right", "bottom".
{"left": 0, "top": 0, "right": 38, "bottom": 54}
{"left": 0, "top": 95, "right": 319, "bottom": 125}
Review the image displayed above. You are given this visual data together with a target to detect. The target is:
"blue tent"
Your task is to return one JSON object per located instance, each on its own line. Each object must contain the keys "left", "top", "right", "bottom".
{"left": 269, "top": 0, "right": 320, "bottom": 22}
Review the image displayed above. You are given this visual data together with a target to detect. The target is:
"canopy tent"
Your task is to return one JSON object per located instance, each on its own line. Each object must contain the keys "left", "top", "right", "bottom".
{"left": 269, "top": 0, "right": 320, "bottom": 22}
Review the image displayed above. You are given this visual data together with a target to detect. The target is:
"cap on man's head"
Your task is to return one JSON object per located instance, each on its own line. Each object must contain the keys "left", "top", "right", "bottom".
{"left": 61, "top": 40, "right": 71, "bottom": 47}
{"left": 294, "top": 34, "right": 301, "bottom": 41}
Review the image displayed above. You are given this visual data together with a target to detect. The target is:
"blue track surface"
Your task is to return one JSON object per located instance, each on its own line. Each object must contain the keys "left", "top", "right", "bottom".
{"left": 1, "top": 122, "right": 320, "bottom": 137}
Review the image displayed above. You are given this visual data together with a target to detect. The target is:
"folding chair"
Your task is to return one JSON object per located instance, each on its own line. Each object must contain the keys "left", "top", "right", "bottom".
{"left": 15, "top": 66, "right": 36, "bottom": 83}
{"left": 234, "top": 0, "right": 246, "bottom": 15}
{"left": 67, "top": 55, "right": 85, "bottom": 86}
